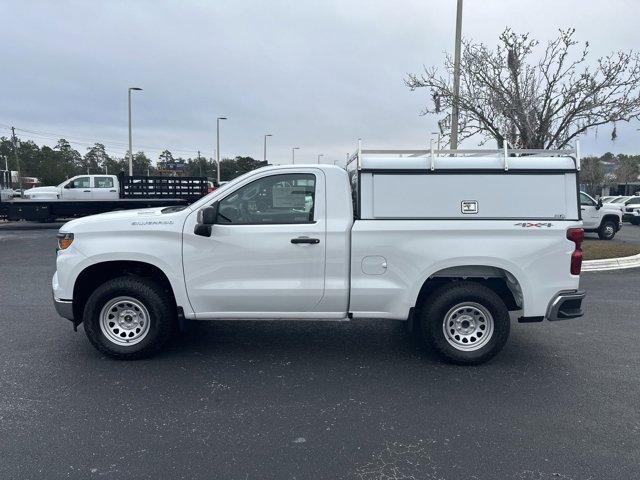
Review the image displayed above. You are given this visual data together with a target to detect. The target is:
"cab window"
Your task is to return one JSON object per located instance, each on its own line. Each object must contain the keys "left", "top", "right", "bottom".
{"left": 70, "top": 177, "right": 91, "bottom": 189}
{"left": 217, "top": 173, "right": 316, "bottom": 224}
{"left": 94, "top": 177, "right": 114, "bottom": 188}
{"left": 580, "top": 193, "right": 596, "bottom": 207}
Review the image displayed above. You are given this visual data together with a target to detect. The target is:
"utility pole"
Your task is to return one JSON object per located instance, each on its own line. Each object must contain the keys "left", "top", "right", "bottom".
{"left": 197, "top": 150, "right": 203, "bottom": 177}
{"left": 450, "top": 0, "right": 463, "bottom": 150}
{"left": 263, "top": 134, "right": 272, "bottom": 163}
{"left": 292, "top": 147, "right": 299, "bottom": 164}
{"left": 11, "top": 127, "right": 22, "bottom": 192}
{"left": 128, "top": 87, "right": 143, "bottom": 176}
{"left": 317, "top": 154, "right": 324, "bottom": 164}
{"left": 216, "top": 117, "right": 227, "bottom": 185}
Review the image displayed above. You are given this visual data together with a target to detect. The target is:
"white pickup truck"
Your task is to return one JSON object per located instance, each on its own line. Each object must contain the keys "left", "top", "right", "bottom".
{"left": 24, "top": 174, "right": 120, "bottom": 200}
{"left": 579, "top": 192, "right": 623, "bottom": 239}
{"left": 53, "top": 147, "right": 586, "bottom": 365}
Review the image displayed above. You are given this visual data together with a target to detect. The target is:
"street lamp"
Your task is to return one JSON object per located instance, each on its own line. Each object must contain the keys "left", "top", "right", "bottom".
{"left": 317, "top": 154, "right": 324, "bottom": 164}
{"left": 216, "top": 117, "right": 227, "bottom": 185}
{"left": 128, "top": 87, "right": 143, "bottom": 176}
{"left": 292, "top": 147, "right": 299, "bottom": 164}
{"left": 264, "top": 134, "right": 273, "bottom": 163}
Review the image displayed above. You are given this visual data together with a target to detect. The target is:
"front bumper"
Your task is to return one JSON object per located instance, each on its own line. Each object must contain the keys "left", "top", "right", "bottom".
{"left": 52, "top": 271, "right": 74, "bottom": 322}
{"left": 546, "top": 290, "right": 586, "bottom": 321}
{"left": 53, "top": 296, "right": 74, "bottom": 321}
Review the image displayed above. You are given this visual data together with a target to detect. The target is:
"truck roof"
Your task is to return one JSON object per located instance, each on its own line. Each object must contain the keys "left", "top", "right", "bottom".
{"left": 348, "top": 147, "right": 579, "bottom": 172}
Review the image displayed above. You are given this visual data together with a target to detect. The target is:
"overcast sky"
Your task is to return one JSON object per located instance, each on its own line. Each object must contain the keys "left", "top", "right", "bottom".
{"left": 1, "top": 0, "right": 639, "bottom": 165}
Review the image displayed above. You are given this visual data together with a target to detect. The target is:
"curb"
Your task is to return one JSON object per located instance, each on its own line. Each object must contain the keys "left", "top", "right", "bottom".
{"left": 583, "top": 253, "right": 640, "bottom": 272}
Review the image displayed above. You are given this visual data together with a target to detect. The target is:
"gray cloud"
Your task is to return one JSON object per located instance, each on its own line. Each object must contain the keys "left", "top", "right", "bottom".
{"left": 1, "top": 0, "right": 638, "bottom": 164}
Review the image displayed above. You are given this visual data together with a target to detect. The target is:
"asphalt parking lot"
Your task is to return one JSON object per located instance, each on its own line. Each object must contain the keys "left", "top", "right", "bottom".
{"left": 584, "top": 221, "right": 640, "bottom": 244}
{"left": 1, "top": 229, "right": 639, "bottom": 479}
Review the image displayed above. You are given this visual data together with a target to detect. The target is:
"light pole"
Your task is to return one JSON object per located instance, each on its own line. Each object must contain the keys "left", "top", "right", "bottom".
{"left": 317, "top": 154, "right": 324, "bottom": 164}
{"left": 264, "top": 134, "right": 272, "bottom": 163}
{"left": 128, "top": 87, "right": 143, "bottom": 176}
{"left": 450, "top": 0, "right": 463, "bottom": 150}
{"left": 292, "top": 147, "right": 299, "bottom": 164}
{"left": 216, "top": 117, "right": 227, "bottom": 185}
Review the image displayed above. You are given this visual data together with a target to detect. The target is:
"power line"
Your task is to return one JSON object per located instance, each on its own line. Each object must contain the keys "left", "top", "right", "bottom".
{"left": 0, "top": 123, "right": 203, "bottom": 157}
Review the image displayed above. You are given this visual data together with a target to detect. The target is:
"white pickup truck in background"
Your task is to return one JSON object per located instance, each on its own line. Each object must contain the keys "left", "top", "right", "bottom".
{"left": 23, "top": 174, "right": 119, "bottom": 200}
{"left": 579, "top": 191, "right": 623, "bottom": 239}
{"left": 52, "top": 146, "right": 586, "bottom": 365}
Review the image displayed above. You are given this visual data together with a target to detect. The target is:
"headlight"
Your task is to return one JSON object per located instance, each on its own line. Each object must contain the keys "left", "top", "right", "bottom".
{"left": 57, "top": 232, "right": 74, "bottom": 250}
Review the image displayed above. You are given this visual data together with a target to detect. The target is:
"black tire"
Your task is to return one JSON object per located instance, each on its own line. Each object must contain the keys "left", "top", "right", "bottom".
{"left": 83, "top": 276, "right": 176, "bottom": 360}
{"left": 598, "top": 219, "right": 617, "bottom": 240}
{"left": 419, "top": 281, "right": 510, "bottom": 365}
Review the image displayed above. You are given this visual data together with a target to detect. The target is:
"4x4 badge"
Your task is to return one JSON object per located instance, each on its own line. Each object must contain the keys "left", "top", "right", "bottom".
{"left": 461, "top": 200, "right": 478, "bottom": 214}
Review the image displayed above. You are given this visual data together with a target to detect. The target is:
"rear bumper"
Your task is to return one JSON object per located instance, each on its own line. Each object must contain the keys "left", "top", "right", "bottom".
{"left": 546, "top": 290, "right": 586, "bottom": 321}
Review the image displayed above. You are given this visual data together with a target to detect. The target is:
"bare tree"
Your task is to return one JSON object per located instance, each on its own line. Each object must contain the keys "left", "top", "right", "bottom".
{"left": 406, "top": 28, "right": 640, "bottom": 148}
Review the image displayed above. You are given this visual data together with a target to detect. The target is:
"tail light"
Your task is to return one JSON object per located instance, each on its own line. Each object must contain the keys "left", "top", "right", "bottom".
{"left": 566, "top": 228, "right": 583, "bottom": 275}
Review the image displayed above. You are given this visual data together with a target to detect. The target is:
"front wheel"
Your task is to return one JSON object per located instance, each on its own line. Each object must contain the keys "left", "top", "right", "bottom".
{"left": 83, "top": 276, "right": 176, "bottom": 360}
{"left": 419, "top": 281, "right": 510, "bottom": 365}
{"left": 598, "top": 219, "right": 617, "bottom": 240}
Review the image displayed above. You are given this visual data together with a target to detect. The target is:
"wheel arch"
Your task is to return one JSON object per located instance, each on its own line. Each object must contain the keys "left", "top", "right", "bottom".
{"left": 72, "top": 260, "right": 178, "bottom": 323}
{"left": 600, "top": 214, "right": 620, "bottom": 227}
{"left": 413, "top": 264, "right": 525, "bottom": 314}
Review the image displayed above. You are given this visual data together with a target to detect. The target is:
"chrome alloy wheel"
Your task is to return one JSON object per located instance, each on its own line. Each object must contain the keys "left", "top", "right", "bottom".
{"left": 442, "top": 302, "right": 494, "bottom": 352}
{"left": 99, "top": 296, "right": 151, "bottom": 346}
{"left": 603, "top": 224, "right": 615, "bottom": 238}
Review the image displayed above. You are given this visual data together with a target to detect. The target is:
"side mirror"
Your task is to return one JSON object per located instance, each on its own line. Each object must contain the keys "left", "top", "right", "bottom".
{"left": 194, "top": 202, "right": 219, "bottom": 237}
{"left": 596, "top": 198, "right": 603, "bottom": 210}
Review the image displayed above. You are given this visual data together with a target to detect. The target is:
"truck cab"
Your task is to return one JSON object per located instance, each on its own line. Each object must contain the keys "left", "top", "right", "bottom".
{"left": 579, "top": 191, "right": 623, "bottom": 239}
{"left": 24, "top": 175, "right": 119, "bottom": 200}
{"left": 52, "top": 146, "right": 586, "bottom": 365}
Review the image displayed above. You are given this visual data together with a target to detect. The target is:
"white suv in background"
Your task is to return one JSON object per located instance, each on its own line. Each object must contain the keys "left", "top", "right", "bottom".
{"left": 620, "top": 195, "right": 640, "bottom": 225}
{"left": 580, "top": 192, "right": 623, "bottom": 239}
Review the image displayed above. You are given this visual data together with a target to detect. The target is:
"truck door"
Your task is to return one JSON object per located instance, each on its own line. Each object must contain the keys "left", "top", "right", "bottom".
{"left": 62, "top": 176, "right": 93, "bottom": 200}
{"left": 182, "top": 170, "right": 326, "bottom": 317}
{"left": 580, "top": 192, "right": 599, "bottom": 228}
{"left": 91, "top": 176, "right": 118, "bottom": 200}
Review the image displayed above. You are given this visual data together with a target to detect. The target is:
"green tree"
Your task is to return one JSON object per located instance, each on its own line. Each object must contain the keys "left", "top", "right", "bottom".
{"left": 55, "top": 139, "right": 82, "bottom": 176}
{"left": 580, "top": 157, "right": 605, "bottom": 195}
{"left": 83, "top": 143, "right": 111, "bottom": 174}
{"left": 615, "top": 154, "right": 640, "bottom": 183}
{"left": 130, "top": 151, "right": 152, "bottom": 175}
{"left": 219, "top": 156, "right": 267, "bottom": 181}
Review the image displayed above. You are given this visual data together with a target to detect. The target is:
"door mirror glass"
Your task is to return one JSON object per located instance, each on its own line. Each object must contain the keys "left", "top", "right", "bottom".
{"left": 597, "top": 198, "right": 603, "bottom": 209}
{"left": 197, "top": 203, "right": 219, "bottom": 225}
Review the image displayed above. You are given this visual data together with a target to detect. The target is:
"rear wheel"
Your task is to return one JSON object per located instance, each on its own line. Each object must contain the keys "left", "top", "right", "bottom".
{"left": 598, "top": 219, "right": 617, "bottom": 240}
{"left": 419, "top": 281, "right": 510, "bottom": 365}
{"left": 83, "top": 276, "right": 176, "bottom": 359}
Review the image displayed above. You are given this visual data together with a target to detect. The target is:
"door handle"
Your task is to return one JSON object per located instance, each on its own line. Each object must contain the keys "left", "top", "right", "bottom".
{"left": 109, "top": 190, "right": 116, "bottom": 192}
{"left": 291, "top": 237, "right": 320, "bottom": 244}
{"left": 83, "top": 190, "right": 91, "bottom": 192}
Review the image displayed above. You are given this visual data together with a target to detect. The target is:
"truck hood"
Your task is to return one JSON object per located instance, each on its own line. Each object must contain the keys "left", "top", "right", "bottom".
{"left": 602, "top": 203, "right": 624, "bottom": 212}
{"left": 600, "top": 205, "right": 624, "bottom": 216}
{"left": 60, "top": 206, "right": 192, "bottom": 233}
{"left": 25, "top": 186, "right": 60, "bottom": 194}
